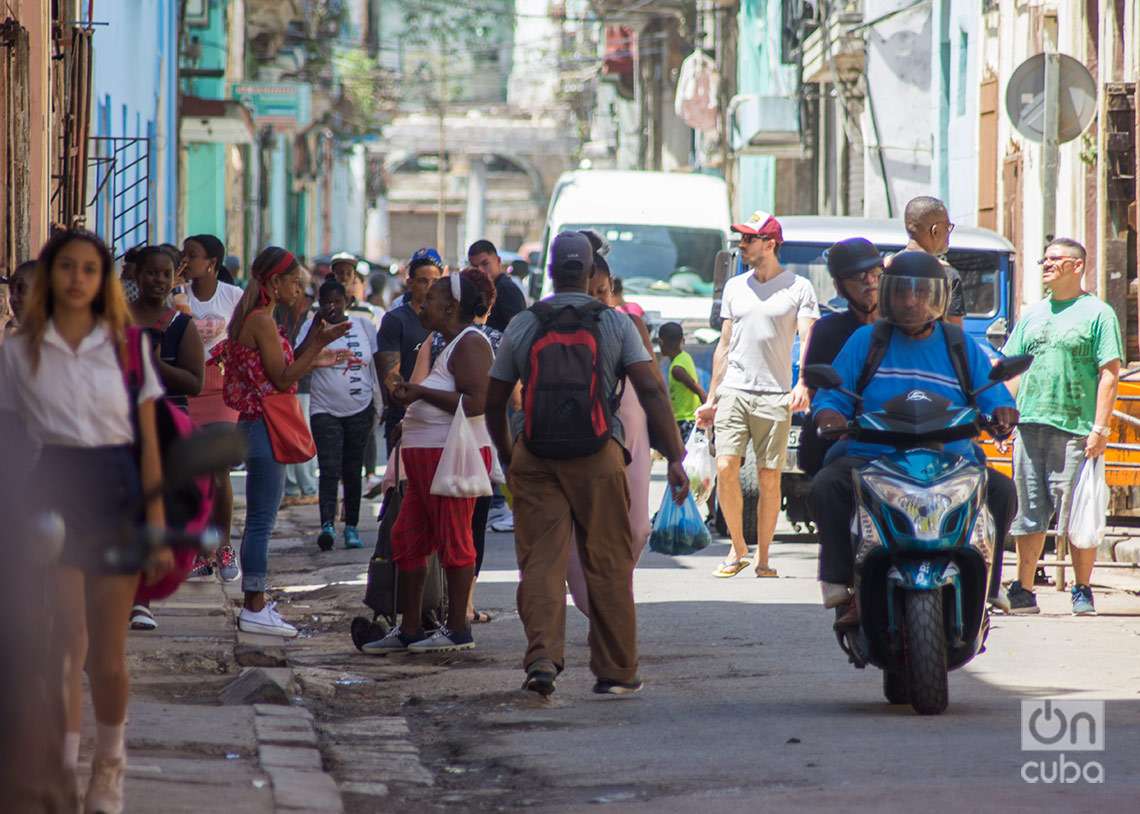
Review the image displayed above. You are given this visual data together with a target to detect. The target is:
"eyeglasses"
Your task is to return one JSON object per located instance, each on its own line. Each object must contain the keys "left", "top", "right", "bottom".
{"left": 739, "top": 234, "right": 774, "bottom": 245}
{"left": 931, "top": 221, "right": 956, "bottom": 235}
{"left": 1037, "top": 255, "right": 1080, "bottom": 266}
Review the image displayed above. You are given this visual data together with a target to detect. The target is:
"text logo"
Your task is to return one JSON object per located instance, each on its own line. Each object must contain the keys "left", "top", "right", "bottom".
{"left": 1021, "top": 700, "right": 1104, "bottom": 752}
{"left": 906, "top": 390, "right": 932, "bottom": 402}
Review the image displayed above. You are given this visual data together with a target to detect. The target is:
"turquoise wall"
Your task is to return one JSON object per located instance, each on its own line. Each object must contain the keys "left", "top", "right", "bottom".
{"left": 735, "top": 0, "right": 797, "bottom": 217}
{"left": 184, "top": 143, "right": 225, "bottom": 238}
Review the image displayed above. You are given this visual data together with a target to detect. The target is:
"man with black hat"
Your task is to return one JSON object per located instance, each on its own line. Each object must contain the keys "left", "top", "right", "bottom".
{"left": 798, "top": 238, "right": 883, "bottom": 476}
{"left": 809, "top": 251, "right": 1019, "bottom": 626}
{"left": 485, "top": 231, "right": 688, "bottom": 699}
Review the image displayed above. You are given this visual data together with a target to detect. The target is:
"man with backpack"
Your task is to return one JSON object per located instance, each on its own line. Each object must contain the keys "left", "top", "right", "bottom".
{"left": 809, "top": 252, "right": 1019, "bottom": 627}
{"left": 485, "top": 231, "right": 688, "bottom": 698}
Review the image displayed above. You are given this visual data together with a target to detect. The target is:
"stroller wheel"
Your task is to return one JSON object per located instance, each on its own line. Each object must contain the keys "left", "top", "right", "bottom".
{"left": 350, "top": 616, "right": 391, "bottom": 651}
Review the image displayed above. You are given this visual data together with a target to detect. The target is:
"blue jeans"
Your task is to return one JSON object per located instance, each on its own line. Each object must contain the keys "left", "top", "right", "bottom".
{"left": 239, "top": 418, "right": 286, "bottom": 593}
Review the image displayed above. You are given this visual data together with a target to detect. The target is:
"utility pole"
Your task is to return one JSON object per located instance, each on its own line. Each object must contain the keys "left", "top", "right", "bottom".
{"left": 1041, "top": 9, "right": 1059, "bottom": 244}
{"left": 436, "top": 53, "right": 447, "bottom": 255}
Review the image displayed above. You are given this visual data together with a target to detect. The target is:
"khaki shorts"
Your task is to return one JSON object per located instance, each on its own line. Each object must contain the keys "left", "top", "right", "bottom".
{"left": 713, "top": 388, "right": 791, "bottom": 469}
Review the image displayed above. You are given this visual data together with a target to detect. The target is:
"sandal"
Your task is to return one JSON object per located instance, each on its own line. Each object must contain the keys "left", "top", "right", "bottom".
{"left": 469, "top": 610, "right": 493, "bottom": 624}
{"left": 755, "top": 566, "right": 778, "bottom": 578}
{"left": 713, "top": 559, "right": 751, "bottom": 578}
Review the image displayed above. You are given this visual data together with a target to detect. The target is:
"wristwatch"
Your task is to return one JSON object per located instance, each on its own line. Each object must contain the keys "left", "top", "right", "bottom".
{"left": 1091, "top": 424, "right": 1110, "bottom": 437}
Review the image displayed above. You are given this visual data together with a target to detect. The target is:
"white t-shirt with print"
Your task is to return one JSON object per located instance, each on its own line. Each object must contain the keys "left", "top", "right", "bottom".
{"left": 718, "top": 269, "right": 819, "bottom": 393}
{"left": 187, "top": 282, "right": 244, "bottom": 353}
{"left": 300, "top": 314, "right": 378, "bottom": 418}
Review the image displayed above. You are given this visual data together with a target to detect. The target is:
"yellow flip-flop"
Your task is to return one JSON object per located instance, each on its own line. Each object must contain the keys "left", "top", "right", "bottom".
{"left": 713, "top": 559, "right": 751, "bottom": 578}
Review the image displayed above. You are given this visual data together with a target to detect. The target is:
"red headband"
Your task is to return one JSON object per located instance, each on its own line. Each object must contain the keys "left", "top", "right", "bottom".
{"left": 257, "top": 252, "right": 296, "bottom": 306}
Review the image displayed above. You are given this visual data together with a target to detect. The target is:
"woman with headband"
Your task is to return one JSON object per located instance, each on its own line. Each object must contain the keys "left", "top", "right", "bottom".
{"left": 223, "top": 247, "right": 353, "bottom": 637}
{"left": 363, "top": 269, "right": 494, "bottom": 655}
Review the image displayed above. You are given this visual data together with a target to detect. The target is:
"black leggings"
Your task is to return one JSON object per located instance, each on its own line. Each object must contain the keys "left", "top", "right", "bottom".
{"left": 812, "top": 456, "right": 1016, "bottom": 598}
{"left": 311, "top": 403, "right": 375, "bottom": 527}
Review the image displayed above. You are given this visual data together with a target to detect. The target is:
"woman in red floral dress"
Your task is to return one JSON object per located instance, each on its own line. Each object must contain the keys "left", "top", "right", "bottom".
{"left": 223, "top": 247, "right": 351, "bottom": 637}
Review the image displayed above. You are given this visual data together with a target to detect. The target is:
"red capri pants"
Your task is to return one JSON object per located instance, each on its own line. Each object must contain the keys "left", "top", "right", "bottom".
{"left": 391, "top": 446, "right": 492, "bottom": 571}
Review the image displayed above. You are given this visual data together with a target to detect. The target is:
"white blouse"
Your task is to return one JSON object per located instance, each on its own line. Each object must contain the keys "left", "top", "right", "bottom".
{"left": 0, "top": 321, "right": 164, "bottom": 447}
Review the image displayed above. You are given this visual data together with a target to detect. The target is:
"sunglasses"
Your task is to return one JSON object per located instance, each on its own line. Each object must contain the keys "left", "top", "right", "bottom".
{"left": 739, "top": 234, "right": 775, "bottom": 245}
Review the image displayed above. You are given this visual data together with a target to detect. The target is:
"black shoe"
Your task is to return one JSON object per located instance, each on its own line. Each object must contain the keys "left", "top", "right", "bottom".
{"left": 523, "top": 661, "right": 558, "bottom": 697}
{"left": 316, "top": 523, "right": 335, "bottom": 552}
{"left": 1034, "top": 566, "right": 1055, "bottom": 587}
{"left": 593, "top": 677, "right": 644, "bottom": 696}
{"left": 1007, "top": 580, "right": 1040, "bottom": 615}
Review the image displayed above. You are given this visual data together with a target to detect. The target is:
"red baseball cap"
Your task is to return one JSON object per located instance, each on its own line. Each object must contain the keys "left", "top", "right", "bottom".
{"left": 731, "top": 210, "right": 783, "bottom": 244}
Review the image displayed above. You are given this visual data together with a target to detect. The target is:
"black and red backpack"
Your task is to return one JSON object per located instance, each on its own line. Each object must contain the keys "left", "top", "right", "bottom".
{"left": 522, "top": 300, "right": 621, "bottom": 459}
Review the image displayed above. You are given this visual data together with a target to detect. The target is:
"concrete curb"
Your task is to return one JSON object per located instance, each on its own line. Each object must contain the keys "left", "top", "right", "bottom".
{"left": 220, "top": 584, "right": 344, "bottom": 813}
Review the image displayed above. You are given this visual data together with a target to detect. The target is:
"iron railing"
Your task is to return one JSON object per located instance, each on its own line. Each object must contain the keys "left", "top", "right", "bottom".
{"left": 88, "top": 136, "right": 150, "bottom": 258}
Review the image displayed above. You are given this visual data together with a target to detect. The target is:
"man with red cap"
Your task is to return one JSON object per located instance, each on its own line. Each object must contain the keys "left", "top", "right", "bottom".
{"left": 697, "top": 211, "right": 819, "bottom": 578}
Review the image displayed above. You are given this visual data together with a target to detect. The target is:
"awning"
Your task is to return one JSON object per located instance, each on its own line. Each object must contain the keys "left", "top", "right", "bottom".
{"left": 179, "top": 96, "right": 256, "bottom": 144}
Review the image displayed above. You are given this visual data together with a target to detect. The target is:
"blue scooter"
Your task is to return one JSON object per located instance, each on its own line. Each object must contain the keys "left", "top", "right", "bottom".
{"left": 804, "top": 354, "right": 1031, "bottom": 715}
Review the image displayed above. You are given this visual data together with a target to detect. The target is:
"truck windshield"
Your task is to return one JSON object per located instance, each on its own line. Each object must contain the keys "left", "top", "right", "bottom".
{"left": 779, "top": 242, "right": 1002, "bottom": 317}
{"left": 559, "top": 223, "right": 723, "bottom": 297}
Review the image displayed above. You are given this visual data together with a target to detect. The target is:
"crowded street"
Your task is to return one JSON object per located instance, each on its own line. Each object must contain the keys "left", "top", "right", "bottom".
{"left": 116, "top": 471, "right": 1140, "bottom": 812}
{"left": 4, "top": 1, "right": 1140, "bottom": 813}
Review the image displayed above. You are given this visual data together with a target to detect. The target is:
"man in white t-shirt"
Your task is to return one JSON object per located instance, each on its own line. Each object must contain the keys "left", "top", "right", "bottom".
{"left": 697, "top": 211, "right": 819, "bottom": 579}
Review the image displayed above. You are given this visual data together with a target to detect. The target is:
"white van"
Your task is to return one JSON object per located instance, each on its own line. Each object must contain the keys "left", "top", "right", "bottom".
{"left": 537, "top": 170, "right": 731, "bottom": 323}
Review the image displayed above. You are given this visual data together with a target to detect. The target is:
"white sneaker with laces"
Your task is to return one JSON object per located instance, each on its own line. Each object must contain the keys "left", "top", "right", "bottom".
{"left": 238, "top": 602, "right": 299, "bottom": 638}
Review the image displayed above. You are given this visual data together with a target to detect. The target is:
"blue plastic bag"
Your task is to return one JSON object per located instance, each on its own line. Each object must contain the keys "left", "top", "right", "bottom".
{"left": 648, "top": 491, "right": 712, "bottom": 556}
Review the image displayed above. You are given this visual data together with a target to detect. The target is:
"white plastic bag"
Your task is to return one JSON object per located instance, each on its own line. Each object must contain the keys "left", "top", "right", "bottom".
{"left": 430, "top": 401, "right": 492, "bottom": 498}
{"left": 683, "top": 426, "right": 716, "bottom": 509}
{"left": 1068, "top": 456, "right": 1107, "bottom": 550}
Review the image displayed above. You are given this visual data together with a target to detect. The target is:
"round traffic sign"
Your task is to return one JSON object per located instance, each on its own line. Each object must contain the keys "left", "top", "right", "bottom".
{"left": 1004, "top": 53, "right": 1097, "bottom": 144}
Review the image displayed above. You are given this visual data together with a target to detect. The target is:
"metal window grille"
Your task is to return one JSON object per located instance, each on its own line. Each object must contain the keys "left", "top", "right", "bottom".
{"left": 88, "top": 136, "right": 150, "bottom": 259}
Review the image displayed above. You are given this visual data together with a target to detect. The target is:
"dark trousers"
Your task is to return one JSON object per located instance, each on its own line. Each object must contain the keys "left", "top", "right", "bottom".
{"left": 311, "top": 403, "right": 375, "bottom": 527}
{"left": 472, "top": 495, "right": 491, "bottom": 576}
{"left": 812, "top": 456, "right": 1016, "bottom": 598}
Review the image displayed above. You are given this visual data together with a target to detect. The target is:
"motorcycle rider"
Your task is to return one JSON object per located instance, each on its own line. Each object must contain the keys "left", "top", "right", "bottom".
{"left": 799, "top": 238, "right": 883, "bottom": 477}
{"left": 810, "top": 252, "right": 1020, "bottom": 627}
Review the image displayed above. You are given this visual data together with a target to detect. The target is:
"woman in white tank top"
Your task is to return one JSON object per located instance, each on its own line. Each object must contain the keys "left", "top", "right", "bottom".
{"left": 368, "top": 270, "right": 495, "bottom": 655}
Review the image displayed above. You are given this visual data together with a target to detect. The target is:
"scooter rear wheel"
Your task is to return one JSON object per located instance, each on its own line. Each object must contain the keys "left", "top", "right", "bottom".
{"left": 903, "top": 590, "right": 949, "bottom": 715}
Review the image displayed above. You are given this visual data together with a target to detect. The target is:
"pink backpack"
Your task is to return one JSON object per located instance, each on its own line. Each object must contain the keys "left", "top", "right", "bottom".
{"left": 121, "top": 325, "right": 215, "bottom": 601}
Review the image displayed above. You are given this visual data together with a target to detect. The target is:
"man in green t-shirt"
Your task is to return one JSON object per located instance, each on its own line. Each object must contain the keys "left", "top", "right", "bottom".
{"left": 1002, "top": 237, "right": 1122, "bottom": 616}
{"left": 658, "top": 322, "right": 706, "bottom": 440}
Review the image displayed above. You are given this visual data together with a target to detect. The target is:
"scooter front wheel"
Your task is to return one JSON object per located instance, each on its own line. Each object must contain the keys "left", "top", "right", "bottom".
{"left": 903, "top": 590, "right": 949, "bottom": 715}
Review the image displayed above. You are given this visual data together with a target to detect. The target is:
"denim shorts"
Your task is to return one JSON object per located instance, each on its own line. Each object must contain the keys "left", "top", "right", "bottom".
{"left": 1009, "top": 423, "right": 1086, "bottom": 536}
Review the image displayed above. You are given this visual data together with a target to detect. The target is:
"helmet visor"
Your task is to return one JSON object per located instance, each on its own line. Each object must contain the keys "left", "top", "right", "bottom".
{"left": 879, "top": 275, "right": 949, "bottom": 330}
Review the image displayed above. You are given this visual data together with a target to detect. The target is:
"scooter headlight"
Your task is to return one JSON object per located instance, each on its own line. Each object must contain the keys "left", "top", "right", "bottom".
{"left": 970, "top": 505, "right": 995, "bottom": 563}
{"left": 861, "top": 472, "right": 981, "bottom": 541}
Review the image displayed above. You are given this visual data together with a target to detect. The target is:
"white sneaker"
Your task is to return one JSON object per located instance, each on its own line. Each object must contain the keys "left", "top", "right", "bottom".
{"left": 129, "top": 604, "right": 157, "bottom": 631}
{"left": 487, "top": 506, "right": 515, "bottom": 533}
{"left": 84, "top": 755, "right": 126, "bottom": 814}
{"left": 238, "top": 602, "right": 299, "bottom": 638}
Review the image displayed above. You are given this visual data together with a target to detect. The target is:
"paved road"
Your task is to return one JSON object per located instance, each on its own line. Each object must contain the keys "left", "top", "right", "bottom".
{"left": 264, "top": 474, "right": 1140, "bottom": 813}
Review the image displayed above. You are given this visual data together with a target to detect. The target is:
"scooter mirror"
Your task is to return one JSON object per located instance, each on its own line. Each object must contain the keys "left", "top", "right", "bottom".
{"left": 803, "top": 363, "right": 844, "bottom": 391}
{"left": 989, "top": 353, "right": 1033, "bottom": 382}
